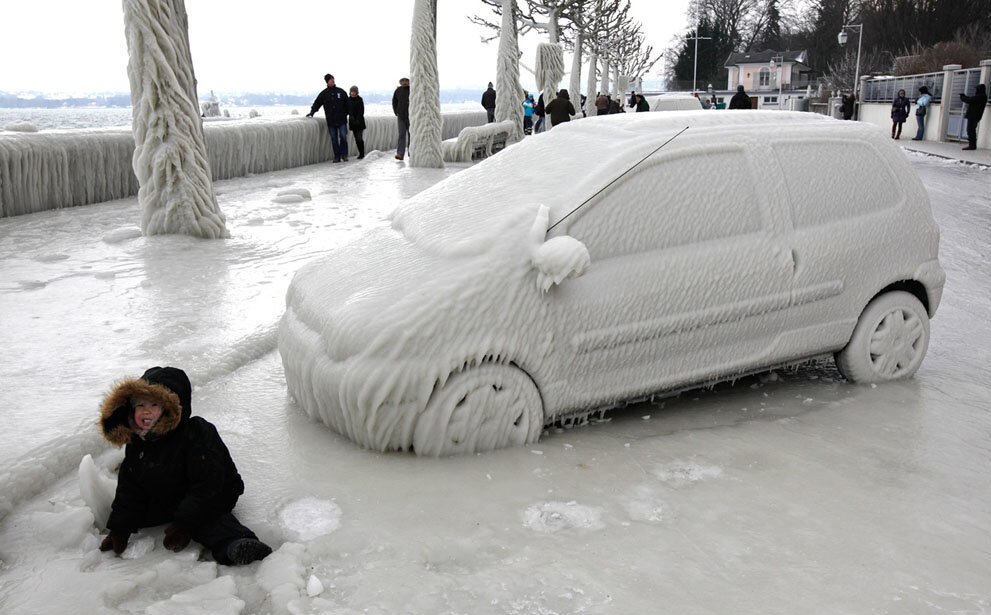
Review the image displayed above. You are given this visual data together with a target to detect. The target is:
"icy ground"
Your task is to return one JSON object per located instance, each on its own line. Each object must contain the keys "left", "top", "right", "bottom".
{"left": 1, "top": 151, "right": 989, "bottom": 614}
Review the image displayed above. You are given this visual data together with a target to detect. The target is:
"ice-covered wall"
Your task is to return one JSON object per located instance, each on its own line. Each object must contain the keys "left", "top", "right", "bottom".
{"left": 123, "top": 0, "right": 228, "bottom": 238}
{"left": 0, "top": 112, "right": 485, "bottom": 218}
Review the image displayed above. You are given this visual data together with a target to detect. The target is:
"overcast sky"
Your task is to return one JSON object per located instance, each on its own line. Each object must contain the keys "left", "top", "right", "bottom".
{"left": 0, "top": 0, "right": 689, "bottom": 95}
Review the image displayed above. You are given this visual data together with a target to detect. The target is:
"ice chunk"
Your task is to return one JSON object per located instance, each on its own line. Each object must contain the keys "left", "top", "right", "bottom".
{"left": 306, "top": 574, "right": 324, "bottom": 597}
{"left": 30, "top": 506, "right": 95, "bottom": 549}
{"left": 145, "top": 576, "right": 244, "bottom": 615}
{"left": 78, "top": 454, "right": 117, "bottom": 529}
{"left": 652, "top": 460, "right": 723, "bottom": 486}
{"left": 102, "top": 227, "right": 144, "bottom": 244}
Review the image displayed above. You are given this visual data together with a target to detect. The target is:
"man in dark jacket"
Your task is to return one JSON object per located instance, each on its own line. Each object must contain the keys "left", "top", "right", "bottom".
{"left": 545, "top": 89, "right": 575, "bottom": 127}
{"left": 481, "top": 82, "right": 497, "bottom": 123}
{"left": 307, "top": 73, "right": 350, "bottom": 162}
{"left": 392, "top": 77, "right": 410, "bottom": 160}
{"left": 840, "top": 92, "right": 856, "bottom": 120}
{"left": 635, "top": 94, "right": 650, "bottom": 112}
{"left": 960, "top": 83, "right": 987, "bottom": 151}
{"left": 729, "top": 85, "right": 751, "bottom": 110}
{"left": 98, "top": 366, "right": 271, "bottom": 566}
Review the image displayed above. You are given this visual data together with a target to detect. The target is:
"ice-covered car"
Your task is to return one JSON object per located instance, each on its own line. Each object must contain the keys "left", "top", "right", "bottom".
{"left": 278, "top": 111, "right": 944, "bottom": 456}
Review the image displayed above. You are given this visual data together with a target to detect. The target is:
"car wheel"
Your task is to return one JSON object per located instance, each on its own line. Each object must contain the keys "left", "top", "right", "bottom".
{"left": 413, "top": 363, "right": 544, "bottom": 456}
{"left": 835, "top": 291, "right": 930, "bottom": 383}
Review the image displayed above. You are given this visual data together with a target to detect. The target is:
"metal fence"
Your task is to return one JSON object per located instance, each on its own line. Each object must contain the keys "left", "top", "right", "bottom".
{"left": 862, "top": 72, "right": 943, "bottom": 103}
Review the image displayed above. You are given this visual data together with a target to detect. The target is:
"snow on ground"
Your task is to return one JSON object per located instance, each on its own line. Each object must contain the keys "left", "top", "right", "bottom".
{"left": 1, "top": 149, "right": 990, "bottom": 614}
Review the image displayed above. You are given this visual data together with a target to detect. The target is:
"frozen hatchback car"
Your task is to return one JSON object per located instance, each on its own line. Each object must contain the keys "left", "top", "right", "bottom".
{"left": 279, "top": 111, "right": 944, "bottom": 456}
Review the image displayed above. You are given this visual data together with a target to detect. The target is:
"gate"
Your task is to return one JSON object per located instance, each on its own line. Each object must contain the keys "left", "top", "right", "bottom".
{"left": 946, "top": 68, "right": 982, "bottom": 142}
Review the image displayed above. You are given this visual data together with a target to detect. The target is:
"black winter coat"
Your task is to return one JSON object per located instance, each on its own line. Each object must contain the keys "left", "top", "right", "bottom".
{"left": 729, "top": 91, "right": 751, "bottom": 110}
{"left": 100, "top": 367, "right": 245, "bottom": 537}
{"left": 545, "top": 95, "right": 575, "bottom": 125}
{"left": 348, "top": 96, "right": 366, "bottom": 131}
{"left": 962, "top": 84, "right": 987, "bottom": 122}
{"left": 310, "top": 86, "right": 349, "bottom": 127}
{"left": 481, "top": 87, "right": 496, "bottom": 110}
{"left": 393, "top": 85, "right": 410, "bottom": 123}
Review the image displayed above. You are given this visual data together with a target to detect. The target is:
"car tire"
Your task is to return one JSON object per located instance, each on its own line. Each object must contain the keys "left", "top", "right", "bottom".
{"left": 413, "top": 363, "right": 544, "bottom": 456}
{"left": 835, "top": 290, "right": 930, "bottom": 383}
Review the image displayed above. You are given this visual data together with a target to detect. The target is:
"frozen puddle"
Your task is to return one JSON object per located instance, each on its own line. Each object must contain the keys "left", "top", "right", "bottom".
{"left": 276, "top": 497, "right": 342, "bottom": 541}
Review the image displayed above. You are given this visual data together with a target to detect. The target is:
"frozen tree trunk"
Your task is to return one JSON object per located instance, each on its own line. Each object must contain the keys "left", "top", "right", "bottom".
{"left": 612, "top": 64, "right": 621, "bottom": 98}
{"left": 536, "top": 43, "right": 565, "bottom": 128}
{"left": 568, "top": 33, "right": 584, "bottom": 119}
{"left": 617, "top": 74, "right": 629, "bottom": 101}
{"left": 409, "top": 0, "right": 444, "bottom": 168}
{"left": 585, "top": 52, "right": 598, "bottom": 117}
{"left": 599, "top": 56, "right": 611, "bottom": 98}
{"left": 494, "top": 0, "right": 524, "bottom": 140}
{"left": 123, "top": 0, "right": 228, "bottom": 239}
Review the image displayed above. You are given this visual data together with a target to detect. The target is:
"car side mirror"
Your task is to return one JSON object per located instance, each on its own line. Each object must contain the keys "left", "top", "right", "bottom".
{"left": 532, "top": 236, "right": 590, "bottom": 292}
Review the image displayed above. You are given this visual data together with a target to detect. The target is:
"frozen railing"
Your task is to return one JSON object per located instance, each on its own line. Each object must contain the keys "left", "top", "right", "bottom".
{"left": 0, "top": 111, "right": 486, "bottom": 218}
{"left": 862, "top": 72, "right": 943, "bottom": 103}
{"left": 442, "top": 120, "right": 516, "bottom": 163}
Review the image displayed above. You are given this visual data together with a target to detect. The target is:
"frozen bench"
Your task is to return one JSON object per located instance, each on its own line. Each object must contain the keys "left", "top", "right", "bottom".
{"left": 442, "top": 119, "right": 517, "bottom": 163}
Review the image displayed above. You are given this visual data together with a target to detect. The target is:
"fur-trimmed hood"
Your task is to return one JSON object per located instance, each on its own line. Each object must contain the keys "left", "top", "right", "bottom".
{"left": 99, "top": 366, "right": 192, "bottom": 447}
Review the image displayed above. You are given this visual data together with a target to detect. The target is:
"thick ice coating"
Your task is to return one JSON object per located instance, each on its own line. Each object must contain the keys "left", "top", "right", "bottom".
{"left": 123, "top": 0, "right": 228, "bottom": 238}
{"left": 278, "top": 111, "right": 941, "bottom": 456}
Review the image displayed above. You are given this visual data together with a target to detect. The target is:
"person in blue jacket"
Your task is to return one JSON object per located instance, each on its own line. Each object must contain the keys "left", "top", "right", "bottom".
{"left": 911, "top": 86, "right": 932, "bottom": 141}
{"left": 307, "top": 74, "right": 350, "bottom": 162}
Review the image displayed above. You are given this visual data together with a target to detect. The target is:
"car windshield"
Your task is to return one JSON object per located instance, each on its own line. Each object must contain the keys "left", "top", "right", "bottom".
{"left": 390, "top": 123, "right": 669, "bottom": 256}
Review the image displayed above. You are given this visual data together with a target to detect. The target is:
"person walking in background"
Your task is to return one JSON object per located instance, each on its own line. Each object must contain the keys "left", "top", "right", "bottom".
{"left": 608, "top": 96, "right": 624, "bottom": 114}
{"left": 959, "top": 83, "right": 987, "bottom": 151}
{"left": 628, "top": 90, "right": 637, "bottom": 109}
{"left": 481, "top": 82, "right": 497, "bottom": 123}
{"left": 595, "top": 92, "right": 609, "bottom": 116}
{"left": 522, "top": 93, "right": 534, "bottom": 135}
{"left": 348, "top": 86, "right": 366, "bottom": 159}
{"left": 729, "top": 85, "right": 751, "bottom": 109}
{"left": 392, "top": 77, "right": 410, "bottom": 160}
{"left": 635, "top": 94, "right": 650, "bottom": 112}
{"left": 533, "top": 93, "right": 546, "bottom": 133}
{"left": 840, "top": 91, "right": 856, "bottom": 120}
{"left": 890, "top": 89, "right": 910, "bottom": 139}
{"left": 545, "top": 89, "right": 575, "bottom": 128}
{"left": 307, "top": 73, "right": 349, "bottom": 162}
{"left": 912, "top": 86, "right": 932, "bottom": 141}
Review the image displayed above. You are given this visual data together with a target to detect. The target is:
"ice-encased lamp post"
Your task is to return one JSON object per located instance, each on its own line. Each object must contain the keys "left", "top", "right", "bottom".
{"left": 123, "top": 0, "right": 228, "bottom": 238}
{"left": 837, "top": 24, "right": 864, "bottom": 100}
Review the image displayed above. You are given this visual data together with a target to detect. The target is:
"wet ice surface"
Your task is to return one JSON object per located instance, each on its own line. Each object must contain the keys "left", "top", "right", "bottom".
{"left": 1, "top": 151, "right": 990, "bottom": 614}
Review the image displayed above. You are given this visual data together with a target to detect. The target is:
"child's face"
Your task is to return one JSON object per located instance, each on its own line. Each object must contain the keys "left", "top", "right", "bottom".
{"left": 131, "top": 397, "right": 163, "bottom": 431}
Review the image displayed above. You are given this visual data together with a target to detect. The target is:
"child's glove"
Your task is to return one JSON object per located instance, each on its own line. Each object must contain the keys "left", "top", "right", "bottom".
{"left": 163, "top": 523, "right": 191, "bottom": 552}
{"left": 99, "top": 533, "right": 128, "bottom": 554}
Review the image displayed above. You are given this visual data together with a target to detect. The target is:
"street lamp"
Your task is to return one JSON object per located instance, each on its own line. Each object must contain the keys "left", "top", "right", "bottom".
{"left": 837, "top": 24, "right": 864, "bottom": 98}
{"left": 687, "top": 31, "right": 712, "bottom": 94}
{"left": 769, "top": 55, "right": 783, "bottom": 108}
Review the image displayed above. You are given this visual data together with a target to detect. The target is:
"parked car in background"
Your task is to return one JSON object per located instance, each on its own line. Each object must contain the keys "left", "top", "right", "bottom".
{"left": 648, "top": 95, "right": 704, "bottom": 111}
{"left": 279, "top": 111, "right": 944, "bottom": 456}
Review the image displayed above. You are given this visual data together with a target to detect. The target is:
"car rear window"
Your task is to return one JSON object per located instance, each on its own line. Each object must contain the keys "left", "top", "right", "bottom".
{"left": 772, "top": 140, "right": 901, "bottom": 228}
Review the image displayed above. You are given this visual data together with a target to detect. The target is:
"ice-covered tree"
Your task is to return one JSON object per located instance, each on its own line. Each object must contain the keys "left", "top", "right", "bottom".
{"left": 470, "top": 0, "right": 526, "bottom": 139}
{"left": 123, "top": 0, "right": 228, "bottom": 239}
{"left": 409, "top": 0, "right": 444, "bottom": 168}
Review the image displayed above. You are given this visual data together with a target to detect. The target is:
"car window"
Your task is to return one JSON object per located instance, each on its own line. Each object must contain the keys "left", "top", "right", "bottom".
{"left": 566, "top": 149, "right": 763, "bottom": 260}
{"left": 772, "top": 140, "right": 900, "bottom": 228}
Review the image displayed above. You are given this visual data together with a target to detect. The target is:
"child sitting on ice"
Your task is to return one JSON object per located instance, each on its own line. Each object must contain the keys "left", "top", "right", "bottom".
{"left": 98, "top": 366, "right": 271, "bottom": 565}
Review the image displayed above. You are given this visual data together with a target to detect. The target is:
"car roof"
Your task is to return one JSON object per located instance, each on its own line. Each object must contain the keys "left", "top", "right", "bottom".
{"left": 391, "top": 111, "right": 881, "bottom": 254}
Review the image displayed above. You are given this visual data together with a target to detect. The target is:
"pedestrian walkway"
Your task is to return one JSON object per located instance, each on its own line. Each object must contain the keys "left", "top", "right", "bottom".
{"left": 900, "top": 140, "right": 991, "bottom": 168}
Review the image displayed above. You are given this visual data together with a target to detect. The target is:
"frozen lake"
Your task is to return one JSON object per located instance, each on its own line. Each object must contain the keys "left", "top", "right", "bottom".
{"left": 0, "top": 149, "right": 989, "bottom": 614}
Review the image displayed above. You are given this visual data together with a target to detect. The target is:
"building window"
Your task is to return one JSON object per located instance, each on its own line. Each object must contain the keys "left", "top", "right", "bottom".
{"left": 759, "top": 67, "right": 771, "bottom": 86}
{"left": 765, "top": 96, "right": 778, "bottom": 104}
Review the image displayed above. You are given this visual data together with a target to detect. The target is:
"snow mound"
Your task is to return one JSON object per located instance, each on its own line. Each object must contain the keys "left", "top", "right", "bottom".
{"left": 102, "top": 227, "right": 144, "bottom": 243}
{"left": 4, "top": 120, "right": 38, "bottom": 132}
{"left": 272, "top": 188, "right": 311, "bottom": 204}
{"left": 29, "top": 506, "right": 95, "bottom": 549}
{"left": 277, "top": 498, "right": 342, "bottom": 541}
{"left": 249, "top": 109, "right": 260, "bottom": 118}
{"left": 522, "top": 501, "right": 604, "bottom": 533}
{"left": 652, "top": 460, "right": 723, "bottom": 486}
